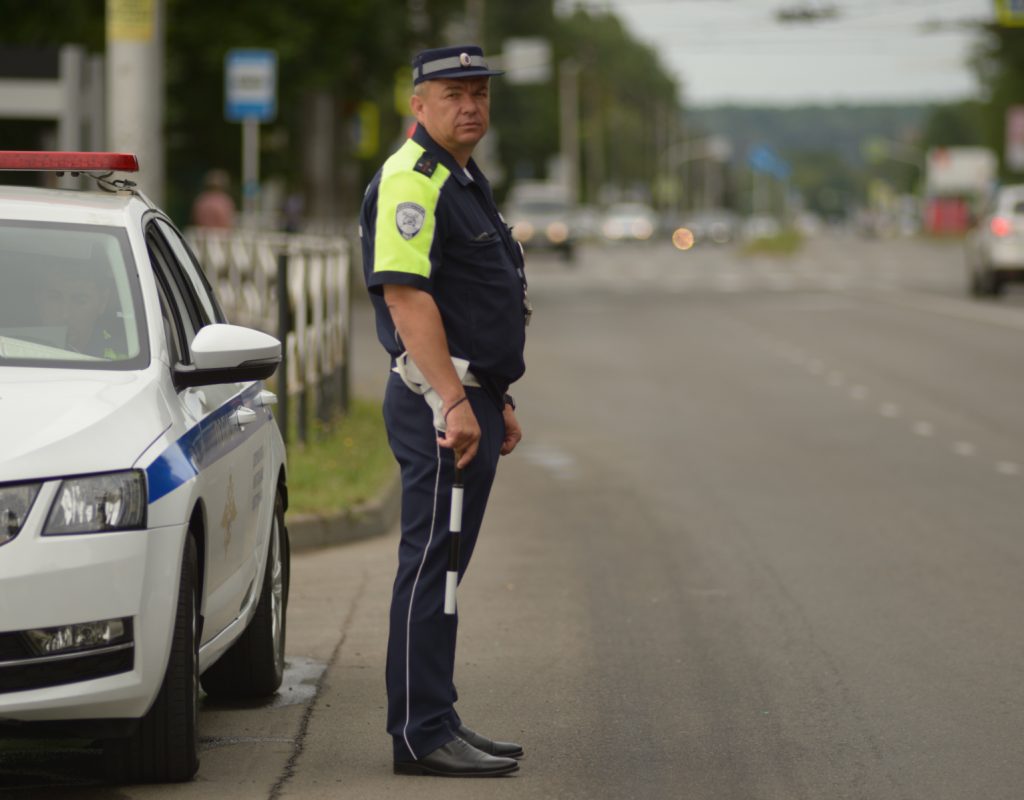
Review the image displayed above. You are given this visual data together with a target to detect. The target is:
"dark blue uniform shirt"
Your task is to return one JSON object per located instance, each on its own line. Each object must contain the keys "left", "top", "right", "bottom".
{"left": 360, "top": 124, "right": 527, "bottom": 405}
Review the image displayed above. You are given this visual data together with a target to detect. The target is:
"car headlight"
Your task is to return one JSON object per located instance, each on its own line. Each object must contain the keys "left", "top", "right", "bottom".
{"left": 43, "top": 470, "right": 147, "bottom": 535}
{"left": 513, "top": 221, "right": 535, "bottom": 242}
{"left": 546, "top": 221, "right": 569, "bottom": 244}
{"left": 0, "top": 482, "right": 42, "bottom": 546}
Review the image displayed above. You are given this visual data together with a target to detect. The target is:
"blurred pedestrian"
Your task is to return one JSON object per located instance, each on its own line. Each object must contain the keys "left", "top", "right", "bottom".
{"left": 282, "top": 191, "right": 305, "bottom": 233}
{"left": 191, "top": 169, "right": 236, "bottom": 229}
{"left": 360, "top": 44, "right": 530, "bottom": 778}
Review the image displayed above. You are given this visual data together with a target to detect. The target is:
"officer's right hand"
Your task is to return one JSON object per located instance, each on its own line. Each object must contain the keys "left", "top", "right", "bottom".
{"left": 438, "top": 398, "right": 480, "bottom": 468}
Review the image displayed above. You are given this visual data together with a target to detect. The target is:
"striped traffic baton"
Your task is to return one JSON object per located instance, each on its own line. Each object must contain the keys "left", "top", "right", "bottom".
{"left": 444, "top": 467, "right": 464, "bottom": 615}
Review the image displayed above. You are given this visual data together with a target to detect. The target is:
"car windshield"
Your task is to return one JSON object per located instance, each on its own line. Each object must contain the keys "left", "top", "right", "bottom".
{"left": 0, "top": 221, "right": 147, "bottom": 370}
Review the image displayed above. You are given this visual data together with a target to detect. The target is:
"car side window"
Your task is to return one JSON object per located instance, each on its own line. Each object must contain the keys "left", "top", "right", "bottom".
{"left": 152, "top": 267, "right": 184, "bottom": 365}
{"left": 146, "top": 222, "right": 206, "bottom": 334}
{"left": 153, "top": 219, "right": 227, "bottom": 325}
{"left": 146, "top": 232, "right": 198, "bottom": 364}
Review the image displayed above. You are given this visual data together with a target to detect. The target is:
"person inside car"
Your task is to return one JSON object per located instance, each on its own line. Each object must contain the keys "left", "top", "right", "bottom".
{"left": 35, "top": 261, "right": 127, "bottom": 359}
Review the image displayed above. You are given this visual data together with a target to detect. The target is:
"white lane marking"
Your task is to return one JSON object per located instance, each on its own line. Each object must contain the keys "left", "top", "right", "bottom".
{"left": 879, "top": 402, "right": 901, "bottom": 418}
{"left": 913, "top": 421, "right": 935, "bottom": 437}
{"left": 768, "top": 337, "right": 1022, "bottom": 480}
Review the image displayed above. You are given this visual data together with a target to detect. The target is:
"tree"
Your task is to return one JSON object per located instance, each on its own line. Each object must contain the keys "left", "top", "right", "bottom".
{"left": 971, "top": 22, "right": 1024, "bottom": 178}
{"left": 484, "top": 4, "right": 684, "bottom": 205}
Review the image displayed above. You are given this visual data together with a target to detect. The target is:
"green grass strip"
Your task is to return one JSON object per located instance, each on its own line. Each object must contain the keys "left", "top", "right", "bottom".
{"left": 741, "top": 229, "right": 804, "bottom": 256}
{"left": 286, "top": 397, "right": 395, "bottom": 516}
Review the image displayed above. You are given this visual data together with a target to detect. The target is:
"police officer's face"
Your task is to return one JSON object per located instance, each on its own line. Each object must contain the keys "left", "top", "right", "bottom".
{"left": 412, "top": 77, "right": 490, "bottom": 160}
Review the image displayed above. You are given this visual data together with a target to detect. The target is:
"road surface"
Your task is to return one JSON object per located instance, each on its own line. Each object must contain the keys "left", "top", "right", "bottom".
{"left": 4, "top": 232, "right": 1023, "bottom": 799}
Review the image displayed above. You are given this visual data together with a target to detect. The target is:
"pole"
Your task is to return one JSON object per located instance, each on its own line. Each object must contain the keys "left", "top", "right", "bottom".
{"left": 559, "top": 58, "right": 580, "bottom": 205}
{"left": 106, "top": 0, "right": 165, "bottom": 204}
{"left": 276, "top": 250, "right": 290, "bottom": 445}
{"left": 242, "top": 116, "right": 260, "bottom": 227}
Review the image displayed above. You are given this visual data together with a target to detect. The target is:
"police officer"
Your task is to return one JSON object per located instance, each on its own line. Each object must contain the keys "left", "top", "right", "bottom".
{"left": 360, "top": 44, "right": 529, "bottom": 778}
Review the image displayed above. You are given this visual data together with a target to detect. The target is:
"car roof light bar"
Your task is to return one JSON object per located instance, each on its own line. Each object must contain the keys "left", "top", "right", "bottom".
{"left": 0, "top": 151, "right": 139, "bottom": 173}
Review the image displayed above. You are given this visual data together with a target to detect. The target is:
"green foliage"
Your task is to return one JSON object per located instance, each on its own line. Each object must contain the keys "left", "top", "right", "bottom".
{"left": 487, "top": 6, "right": 683, "bottom": 203}
{"left": 920, "top": 102, "right": 985, "bottom": 149}
{"left": 163, "top": 0, "right": 462, "bottom": 221}
{"left": 0, "top": 0, "right": 104, "bottom": 48}
{"left": 971, "top": 24, "right": 1024, "bottom": 178}
{"left": 0, "top": 1, "right": 683, "bottom": 215}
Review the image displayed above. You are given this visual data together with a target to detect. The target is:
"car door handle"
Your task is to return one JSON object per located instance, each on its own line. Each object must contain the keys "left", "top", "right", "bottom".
{"left": 256, "top": 390, "right": 278, "bottom": 407}
{"left": 233, "top": 407, "right": 258, "bottom": 429}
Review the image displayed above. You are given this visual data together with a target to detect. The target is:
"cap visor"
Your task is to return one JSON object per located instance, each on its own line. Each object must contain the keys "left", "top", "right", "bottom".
{"left": 422, "top": 67, "right": 505, "bottom": 81}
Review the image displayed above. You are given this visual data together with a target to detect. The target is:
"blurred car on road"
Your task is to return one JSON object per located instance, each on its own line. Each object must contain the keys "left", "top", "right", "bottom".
{"left": 601, "top": 202, "right": 657, "bottom": 242}
{"left": 0, "top": 151, "right": 288, "bottom": 784}
{"left": 505, "top": 181, "right": 576, "bottom": 261}
{"left": 741, "top": 214, "right": 783, "bottom": 242}
{"left": 681, "top": 208, "right": 739, "bottom": 245}
{"left": 964, "top": 184, "right": 1024, "bottom": 297}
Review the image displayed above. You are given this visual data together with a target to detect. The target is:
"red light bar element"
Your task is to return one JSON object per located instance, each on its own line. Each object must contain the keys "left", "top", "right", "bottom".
{"left": 0, "top": 151, "right": 139, "bottom": 172}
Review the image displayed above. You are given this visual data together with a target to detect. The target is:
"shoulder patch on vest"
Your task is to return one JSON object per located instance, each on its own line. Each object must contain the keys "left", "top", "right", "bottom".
{"left": 413, "top": 154, "right": 438, "bottom": 177}
{"left": 396, "top": 202, "right": 426, "bottom": 240}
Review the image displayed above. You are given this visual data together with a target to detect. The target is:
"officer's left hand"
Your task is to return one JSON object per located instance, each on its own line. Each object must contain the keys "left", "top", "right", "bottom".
{"left": 500, "top": 406, "right": 522, "bottom": 456}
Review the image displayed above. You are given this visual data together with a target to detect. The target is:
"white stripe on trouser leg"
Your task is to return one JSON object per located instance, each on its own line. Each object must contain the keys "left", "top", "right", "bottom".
{"left": 402, "top": 436, "right": 442, "bottom": 760}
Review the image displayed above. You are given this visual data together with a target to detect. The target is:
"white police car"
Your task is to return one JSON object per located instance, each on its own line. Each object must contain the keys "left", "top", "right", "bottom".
{"left": 0, "top": 152, "right": 289, "bottom": 783}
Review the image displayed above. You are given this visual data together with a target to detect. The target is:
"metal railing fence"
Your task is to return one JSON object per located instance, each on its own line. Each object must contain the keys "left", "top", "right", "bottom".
{"left": 186, "top": 228, "right": 351, "bottom": 445}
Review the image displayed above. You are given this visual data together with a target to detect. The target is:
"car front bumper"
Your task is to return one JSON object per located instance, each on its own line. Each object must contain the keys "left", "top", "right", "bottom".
{"left": 0, "top": 480, "right": 185, "bottom": 725}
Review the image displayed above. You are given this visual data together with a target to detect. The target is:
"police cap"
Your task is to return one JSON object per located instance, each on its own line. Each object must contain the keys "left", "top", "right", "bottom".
{"left": 412, "top": 45, "right": 504, "bottom": 86}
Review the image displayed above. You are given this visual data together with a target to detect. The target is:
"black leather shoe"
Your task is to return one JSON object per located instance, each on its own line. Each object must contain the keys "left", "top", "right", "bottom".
{"left": 456, "top": 723, "right": 524, "bottom": 759}
{"left": 393, "top": 737, "right": 519, "bottom": 777}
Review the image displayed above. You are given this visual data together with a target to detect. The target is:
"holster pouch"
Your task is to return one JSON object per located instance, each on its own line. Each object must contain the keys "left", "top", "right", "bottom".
{"left": 392, "top": 351, "right": 480, "bottom": 432}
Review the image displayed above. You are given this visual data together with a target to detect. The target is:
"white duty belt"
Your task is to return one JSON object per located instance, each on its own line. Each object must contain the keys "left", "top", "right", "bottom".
{"left": 392, "top": 351, "right": 480, "bottom": 432}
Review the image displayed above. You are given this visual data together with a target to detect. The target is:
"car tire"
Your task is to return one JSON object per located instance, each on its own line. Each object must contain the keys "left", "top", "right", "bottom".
{"left": 977, "top": 267, "right": 1004, "bottom": 298}
{"left": 969, "top": 269, "right": 984, "bottom": 297}
{"left": 201, "top": 490, "right": 289, "bottom": 698}
{"left": 103, "top": 534, "right": 200, "bottom": 784}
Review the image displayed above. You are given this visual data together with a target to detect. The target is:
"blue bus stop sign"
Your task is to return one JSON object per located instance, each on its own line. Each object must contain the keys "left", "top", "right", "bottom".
{"left": 225, "top": 49, "right": 277, "bottom": 123}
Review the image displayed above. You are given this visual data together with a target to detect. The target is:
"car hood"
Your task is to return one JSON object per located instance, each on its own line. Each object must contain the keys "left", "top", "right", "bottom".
{"left": 0, "top": 368, "right": 170, "bottom": 483}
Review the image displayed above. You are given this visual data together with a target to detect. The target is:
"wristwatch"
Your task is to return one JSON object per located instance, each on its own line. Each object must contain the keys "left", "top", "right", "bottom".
{"left": 503, "top": 393, "right": 516, "bottom": 411}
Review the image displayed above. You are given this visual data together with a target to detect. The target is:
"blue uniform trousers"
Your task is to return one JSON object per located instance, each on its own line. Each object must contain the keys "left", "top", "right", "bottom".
{"left": 382, "top": 370, "right": 504, "bottom": 761}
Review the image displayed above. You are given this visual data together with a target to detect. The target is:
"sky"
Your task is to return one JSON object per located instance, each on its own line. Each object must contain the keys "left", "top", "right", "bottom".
{"left": 575, "top": 0, "right": 996, "bottom": 106}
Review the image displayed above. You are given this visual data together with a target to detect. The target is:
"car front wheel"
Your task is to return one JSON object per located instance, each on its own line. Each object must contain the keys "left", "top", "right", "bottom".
{"left": 103, "top": 534, "right": 200, "bottom": 783}
{"left": 200, "top": 489, "right": 289, "bottom": 698}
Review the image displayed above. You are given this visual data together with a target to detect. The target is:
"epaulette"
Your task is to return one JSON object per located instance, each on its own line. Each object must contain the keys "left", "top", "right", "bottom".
{"left": 413, "top": 154, "right": 438, "bottom": 177}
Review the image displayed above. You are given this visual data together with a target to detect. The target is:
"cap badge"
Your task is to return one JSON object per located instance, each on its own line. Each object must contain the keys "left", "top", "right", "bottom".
{"left": 459, "top": 52, "right": 472, "bottom": 67}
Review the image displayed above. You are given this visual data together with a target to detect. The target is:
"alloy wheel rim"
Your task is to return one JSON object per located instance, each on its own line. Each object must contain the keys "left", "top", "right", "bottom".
{"left": 270, "top": 516, "right": 284, "bottom": 670}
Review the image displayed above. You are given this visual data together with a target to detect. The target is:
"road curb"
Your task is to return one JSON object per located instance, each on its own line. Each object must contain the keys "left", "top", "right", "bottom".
{"left": 287, "top": 469, "right": 400, "bottom": 552}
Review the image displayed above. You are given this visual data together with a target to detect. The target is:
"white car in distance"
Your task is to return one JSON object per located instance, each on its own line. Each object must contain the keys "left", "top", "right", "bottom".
{"left": 965, "top": 184, "right": 1024, "bottom": 297}
{"left": 0, "top": 151, "right": 289, "bottom": 784}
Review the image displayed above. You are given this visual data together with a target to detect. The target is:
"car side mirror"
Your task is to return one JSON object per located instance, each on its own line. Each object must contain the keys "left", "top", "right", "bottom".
{"left": 173, "top": 323, "right": 281, "bottom": 389}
